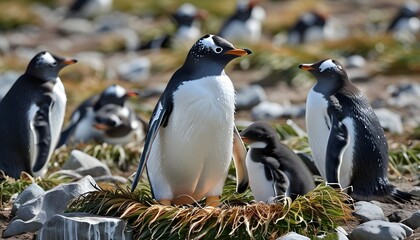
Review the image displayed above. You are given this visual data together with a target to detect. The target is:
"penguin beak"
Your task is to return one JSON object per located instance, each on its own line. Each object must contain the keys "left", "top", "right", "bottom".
{"left": 225, "top": 48, "right": 253, "bottom": 57}
{"left": 126, "top": 90, "right": 140, "bottom": 97}
{"left": 62, "top": 58, "right": 78, "bottom": 65}
{"left": 240, "top": 136, "right": 251, "bottom": 145}
{"left": 93, "top": 123, "right": 109, "bottom": 130}
{"left": 299, "top": 63, "right": 315, "bottom": 71}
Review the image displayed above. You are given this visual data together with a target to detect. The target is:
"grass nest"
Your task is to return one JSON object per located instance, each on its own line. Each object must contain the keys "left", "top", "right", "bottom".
{"left": 68, "top": 182, "right": 354, "bottom": 239}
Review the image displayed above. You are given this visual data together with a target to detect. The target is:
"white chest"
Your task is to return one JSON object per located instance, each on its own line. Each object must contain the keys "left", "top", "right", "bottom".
{"left": 246, "top": 151, "right": 275, "bottom": 202}
{"left": 305, "top": 88, "right": 329, "bottom": 179}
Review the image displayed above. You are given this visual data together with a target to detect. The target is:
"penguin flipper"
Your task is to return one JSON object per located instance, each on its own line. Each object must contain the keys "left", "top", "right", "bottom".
{"left": 265, "top": 157, "right": 290, "bottom": 199}
{"left": 325, "top": 115, "right": 348, "bottom": 186}
{"left": 131, "top": 101, "right": 170, "bottom": 191}
{"left": 233, "top": 126, "right": 249, "bottom": 193}
{"left": 31, "top": 95, "right": 54, "bottom": 172}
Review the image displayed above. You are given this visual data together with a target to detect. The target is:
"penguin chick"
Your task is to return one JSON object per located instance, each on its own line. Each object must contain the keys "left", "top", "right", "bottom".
{"left": 0, "top": 51, "right": 77, "bottom": 178}
{"left": 240, "top": 121, "right": 315, "bottom": 201}
{"left": 300, "top": 59, "right": 414, "bottom": 203}
{"left": 57, "top": 84, "right": 143, "bottom": 147}
{"left": 131, "top": 34, "right": 252, "bottom": 207}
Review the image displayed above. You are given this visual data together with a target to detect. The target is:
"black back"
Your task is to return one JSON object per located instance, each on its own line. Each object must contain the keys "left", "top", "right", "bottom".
{"left": 240, "top": 121, "right": 315, "bottom": 200}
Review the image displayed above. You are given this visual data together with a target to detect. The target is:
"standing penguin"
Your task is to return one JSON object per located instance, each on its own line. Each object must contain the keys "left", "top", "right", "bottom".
{"left": 387, "top": 1, "right": 420, "bottom": 34}
{"left": 300, "top": 59, "right": 413, "bottom": 203}
{"left": 131, "top": 34, "right": 251, "bottom": 207}
{"left": 287, "top": 11, "right": 327, "bottom": 44}
{"left": 0, "top": 51, "right": 77, "bottom": 179}
{"left": 218, "top": 0, "right": 266, "bottom": 43}
{"left": 139, "top": 3, "right": 207, "bottom": 50}
{"left": 57, "top": 84, "right": 144, "bottom": 147}
{"left": 240, "top": 121, "right": 315, "bottom": 202}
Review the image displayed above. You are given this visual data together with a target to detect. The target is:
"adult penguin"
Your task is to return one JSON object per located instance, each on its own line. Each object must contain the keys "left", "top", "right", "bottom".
{"left": 0, "top": 51, "right": 77, "bottom": 178}
{"left": 57, "top": 84, "right": 143, "bottom": 147}
{"left": 300, "top": 59, "right": 413, "bottom": 203}
{"left": 131, "top": 34, "right": 251, "bottom": 207}
{"left": 218, "top": 0, "right": 266, "bottom": 43}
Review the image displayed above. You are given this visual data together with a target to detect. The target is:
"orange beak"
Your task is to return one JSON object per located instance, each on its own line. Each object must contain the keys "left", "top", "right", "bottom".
{"left": 240, "top": 136, "right": 251, "bottom": 145}
{"left": 93, "top": 123, "right": 109, "bottom": 130}
{"left": 225, "top": 48, "right": 252, "bottom": 57}
{"left": 62, "top": 58, "right": 78, "bottom": 65}
{"left": 299, "top": 64, "right": 315, "bottom": 71}
{"left": 126, "top": 90, "right": 140, "bottom": 97}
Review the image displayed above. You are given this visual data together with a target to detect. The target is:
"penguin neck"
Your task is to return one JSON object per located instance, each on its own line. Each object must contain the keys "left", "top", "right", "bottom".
{"left": 313, "top": 75, "right": 350, "bottom": 95}
{"left": 181, "top": 59, "right": 226, "bottom": 79}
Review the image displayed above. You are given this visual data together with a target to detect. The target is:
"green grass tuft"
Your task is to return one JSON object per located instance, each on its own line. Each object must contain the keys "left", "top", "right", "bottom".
{"left": 67, "top": 182, "right": 353, "bottom": 239}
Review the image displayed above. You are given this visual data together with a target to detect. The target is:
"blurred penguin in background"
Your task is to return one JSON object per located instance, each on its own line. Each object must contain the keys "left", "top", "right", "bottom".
{"left": 58, "top": 84, "right": 146, "bottom": 147}
{"left": 219, "top": 0, "right": 266, "bottom": 43}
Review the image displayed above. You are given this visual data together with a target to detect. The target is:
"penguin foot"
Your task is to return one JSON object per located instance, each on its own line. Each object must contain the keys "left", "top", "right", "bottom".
{"left": 205, "top": 196, "right": 220, "bottom": 207}
{"left": 158, "top": 199, "right": 172, "bottom": 206}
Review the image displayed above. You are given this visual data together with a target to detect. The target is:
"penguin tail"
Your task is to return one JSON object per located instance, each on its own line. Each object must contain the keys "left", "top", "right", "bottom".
{"left": 384, "top": 185, "right": 416, "bottom": 204}
{"left": 352, "top": 183, "right": 416, "bottom": 204}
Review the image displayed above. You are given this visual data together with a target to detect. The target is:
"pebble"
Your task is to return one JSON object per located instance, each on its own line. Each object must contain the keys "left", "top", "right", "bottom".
{"left": 3, "top": 176, "right": 98, "bottom": 238}
{"left": 353, "top": 201, "right": 386, "bottom": 223}
{"left": 38, "top": 212, "right": 133, "bottom": 240}
{"left": 401, "top": 210, "right": 420, "bottom": 229}
{"left": 235, "top": 85, "right": 267, "bottom": 111}
{"left": 61, "top": 150, "right": 112, "bottom": 178}
{"left": 374, "top": 108, "right": 404, "bottom": 134}
{"left": 277, "top": 232, "right": 310, "bottom": 240}
{"left": 349, "top": 220, "right": 412, "bottom": 240}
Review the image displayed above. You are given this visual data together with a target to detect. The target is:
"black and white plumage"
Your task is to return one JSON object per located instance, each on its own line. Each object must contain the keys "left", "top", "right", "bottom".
{"left": 240, "top": 122, "right": 315, "bottom": 202}
{"left": 387, "top": 1, "right": 420, "bottom": 33}
{"left": 300, "top": 59, "right": 413, "bottom": 203}
{"left": 66, "top": 0, "right": 113, "bottom": 19}
{"left": 218, "top": 0, "right": 266, "bottom": 43}
{"left": 131, "top": 34, "right": 252, "bottom": 206}
{"left": 0, "top": 51, "right": 77, "bottom": 179}
{"left": 57, "top": 84, "right": 145, "bottom": 147}
{"left": 288, "top": 11, "right": 327, "bottom": 44}
{"left": 140, "top": 3, "right": 207, "bottom": 50}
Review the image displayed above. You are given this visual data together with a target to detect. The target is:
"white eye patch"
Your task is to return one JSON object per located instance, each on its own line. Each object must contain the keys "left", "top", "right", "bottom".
{"left": 105, "top": 85, "right": 126, "bottom": 98}
{"left": 199, "top": 35, "right": 223, "bottom": 53}
{"left": 38, "top": 52, "right": 57, "bottom": 66}
{"left": 319, "top": 59, "right": 336, "bottom": 72}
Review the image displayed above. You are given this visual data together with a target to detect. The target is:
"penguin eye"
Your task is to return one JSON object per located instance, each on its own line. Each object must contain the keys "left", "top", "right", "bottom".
{"left": 50, "top": 62, "right": 57, "bottom": 67}
{"left": 214, "top": 47, "right": 223, "bottom": 54}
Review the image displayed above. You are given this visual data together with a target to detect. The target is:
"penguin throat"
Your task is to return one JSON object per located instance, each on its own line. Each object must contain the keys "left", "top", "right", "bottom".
{"left": 248, "top": 141, "right": 267, "bottom": 149}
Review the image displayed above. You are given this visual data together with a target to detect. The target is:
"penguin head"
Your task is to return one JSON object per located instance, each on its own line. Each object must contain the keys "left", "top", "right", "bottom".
{"left": 299, "top": 59, "right": 349, "bottom": 88}
{"left": 185, "top": 34, "right": 252, "bottom": 69}
{"left": 172, "top": 3, "right": 207, "bottom": 27}
{"left": 26, "top": 51, "right": 77, "bottom": 82}
{"left": 94, "top": 84, "right": 139, "bottom": 110}
{"left": 240, "top": 121, "right": 278, "bottom": 149}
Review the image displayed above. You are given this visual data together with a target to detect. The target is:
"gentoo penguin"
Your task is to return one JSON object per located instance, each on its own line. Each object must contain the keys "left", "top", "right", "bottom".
{"left": 66, "top": 0, "right": 113, "bottom": 19}
{"left": 57, "top": 84, "right": 144, "bottom": 147}
{"left": 299, "top": 59, "right": 413, "bottom": 203}
{"left": 93, "top": 103, "right": 146, "bottom": 145}
{"left": 0, "top": 51, "right": 77, "bottom": 179}
{"left": 140, "top": 3, "right": 207, "bottom": 50}
{"left": 218, "top": 0, "right": 266, "bottom": 43}
{"left": 287, "top": 11, "right": 327, "bottom": 44}
{"left": 387, "top": 1, "right": 420, "bottom": 33}
{"left": 131, "top": 34, "right": 252, "bottom": 207}
{"left": 240, "top": 122, "right": 315, "bottom": 202}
